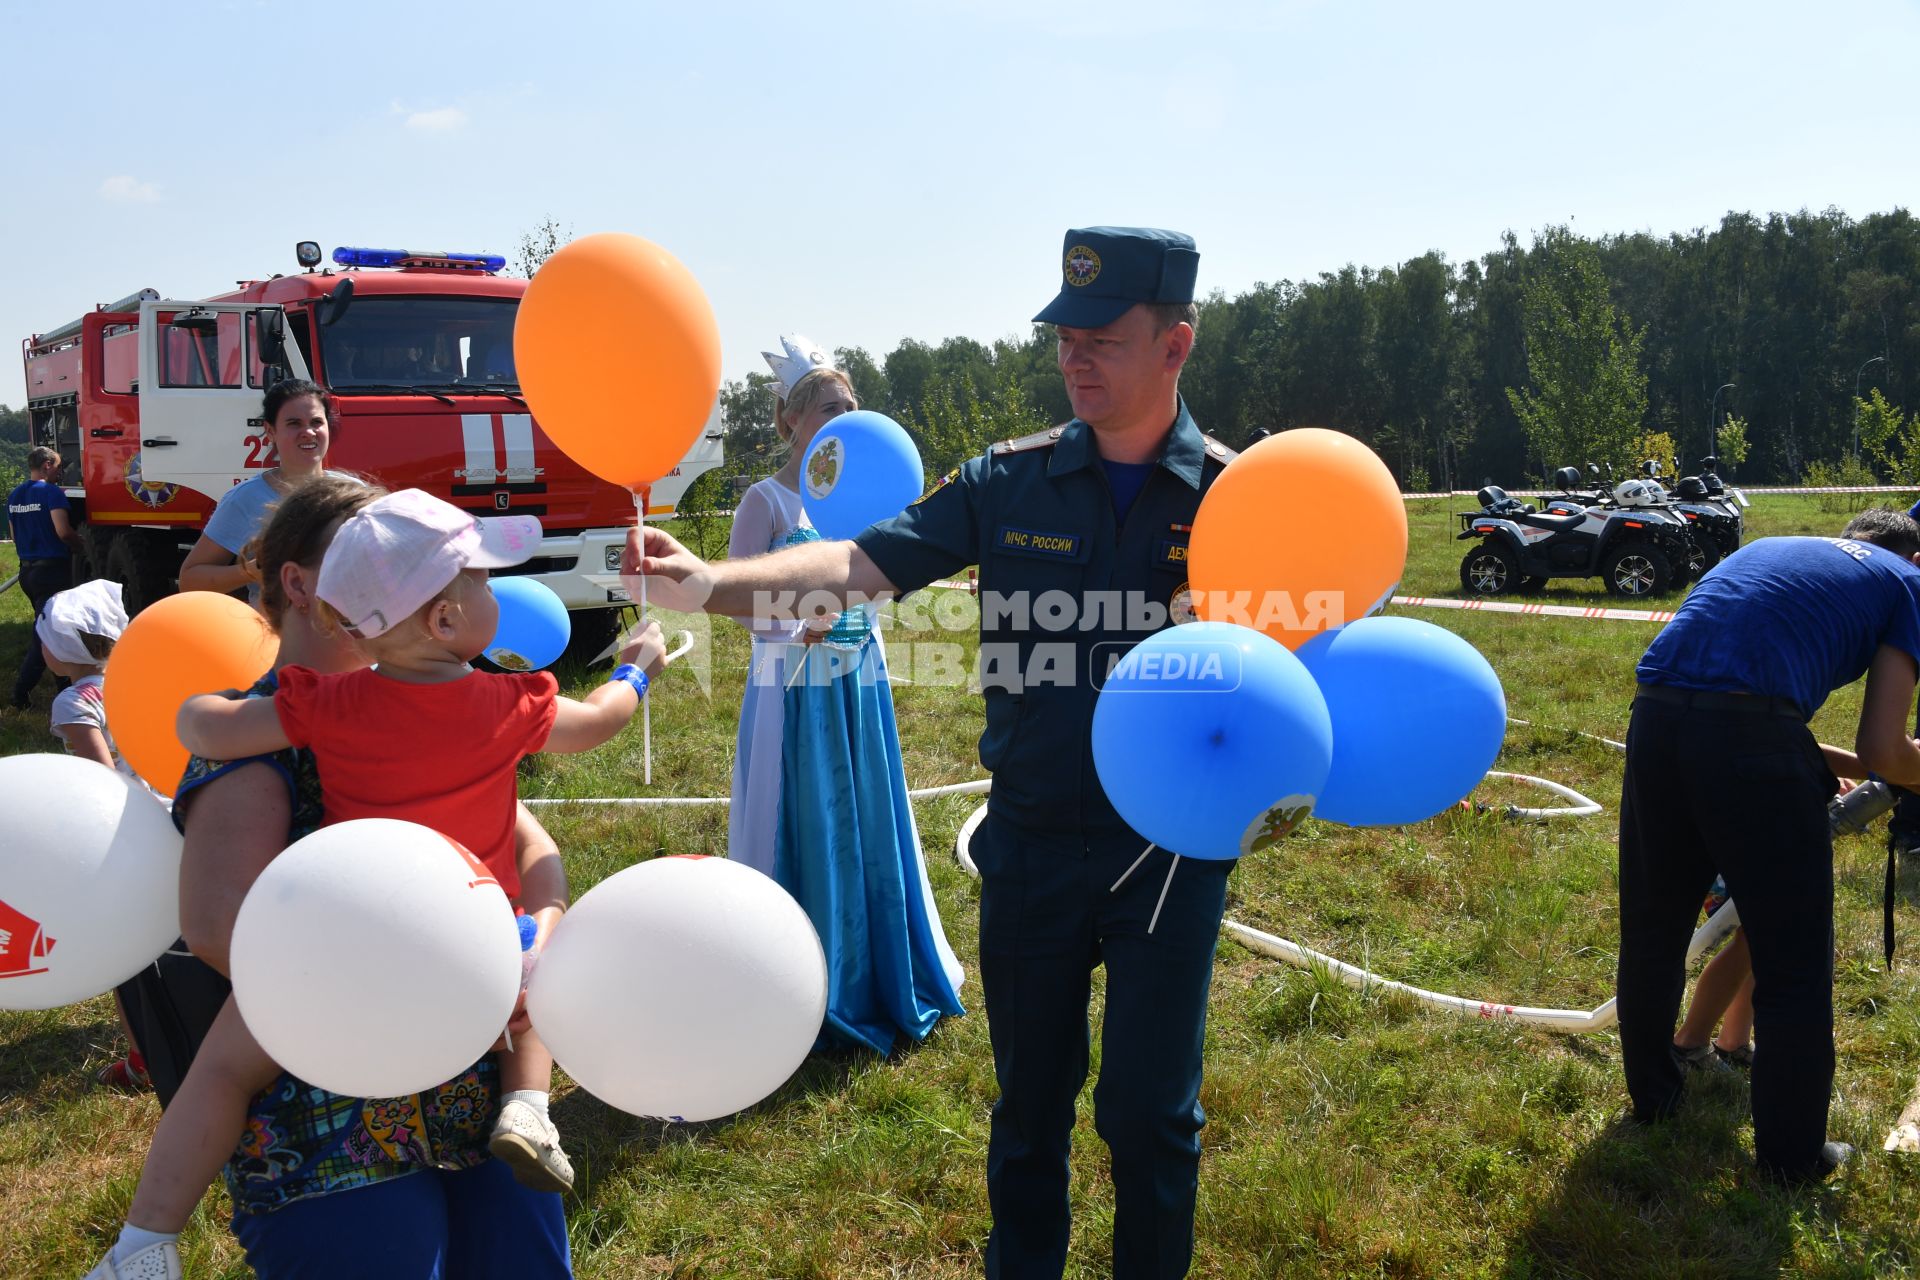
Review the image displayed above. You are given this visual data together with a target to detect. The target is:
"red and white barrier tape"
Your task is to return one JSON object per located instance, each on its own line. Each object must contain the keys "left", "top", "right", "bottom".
{"left": 1402, "top": 484, "right": 1916, "bottom": 499}
{"left": 919, "top": 581, "right": 1673, "bottom": 623}
{"left": 1391, "top": 594, "right": 1676, "bottom": 623}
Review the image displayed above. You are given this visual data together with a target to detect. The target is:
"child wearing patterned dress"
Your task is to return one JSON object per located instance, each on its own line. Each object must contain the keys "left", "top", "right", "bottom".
{"left": 725, "top": 336, "right": 964, "bottom": 1055}
{"left": 88, "top": 490, "right": 669, "bottom": 1280}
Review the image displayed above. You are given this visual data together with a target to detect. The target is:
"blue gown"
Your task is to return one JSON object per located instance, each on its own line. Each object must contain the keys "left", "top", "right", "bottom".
{"left": 774, "top": 529, "right": 965, "bottom": 1054}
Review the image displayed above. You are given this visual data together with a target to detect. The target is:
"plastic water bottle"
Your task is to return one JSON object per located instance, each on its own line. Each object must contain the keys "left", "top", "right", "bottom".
{"left": 517, "top": 913, "right": 539, "bottom": 991}
{"left": 1829, "top": 778, "right": 1896, "bottom": 836}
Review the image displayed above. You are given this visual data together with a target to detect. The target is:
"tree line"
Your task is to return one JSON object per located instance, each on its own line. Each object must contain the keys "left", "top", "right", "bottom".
{"left": 714, "top": 207, "right": 1919, "bottom": 490}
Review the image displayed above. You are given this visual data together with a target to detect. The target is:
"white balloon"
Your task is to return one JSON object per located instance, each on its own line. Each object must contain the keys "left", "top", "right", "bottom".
{"left": 231, "top": 819, "right": 522, "bottom": 1098}
{"left": 528, "top": 855, "right": 827, "bottom": 1122}
{"left": 0, "top": 755, "right": 183, "bottom": 1010}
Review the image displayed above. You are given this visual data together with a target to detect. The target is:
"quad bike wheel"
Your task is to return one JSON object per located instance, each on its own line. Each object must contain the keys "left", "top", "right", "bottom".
{"left": 1459, "top": 542, "right": 1521, "bottom": 596}
{"left": 1685, "top": 533, "right": 1721, "bottom": 579}
{"left": 1601, "top": 541, "right": 1672, "bottom": 598}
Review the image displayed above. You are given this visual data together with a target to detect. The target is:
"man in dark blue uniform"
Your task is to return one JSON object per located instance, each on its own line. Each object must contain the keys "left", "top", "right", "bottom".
{"left": 632, "top": 226, "right": 1237, "bottom": 1277}
{"left": 8, "top": 446, "right": 80, "bottom": 709}
{"left": 1620, "top": 509, "right": 1920, "bottom": 1183}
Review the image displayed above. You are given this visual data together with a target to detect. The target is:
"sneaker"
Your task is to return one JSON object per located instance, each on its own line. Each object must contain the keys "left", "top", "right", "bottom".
{"left": 489, "top": 1099, "right": 575, "bottom": 1194}
{"left": 1714, "top": 1042, "right": 1755, "bottom": 1070}
{"left": 82, "top": 1239, "right": 181, "bottom": 1280}
{"left": 1672, "top": 1041, "right": 1733, "bottom": 1076}
{"left": 95, "top": 1057, "right": 151, "bottom": 1092}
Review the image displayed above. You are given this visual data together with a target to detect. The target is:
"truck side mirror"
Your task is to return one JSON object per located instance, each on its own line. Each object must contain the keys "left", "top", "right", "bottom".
{"left": 321, "top": 278, "right": 355, "bottom": 327}
{"left": 257, "top": 309, "right": 288, "bottom": 366}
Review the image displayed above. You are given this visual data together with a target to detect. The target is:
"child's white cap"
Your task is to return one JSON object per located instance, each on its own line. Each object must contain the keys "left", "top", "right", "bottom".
{"left": 36, "top": 579, "right": 128, "bottom": 665}
{"left": 317, "top": 489, "right": 542, "bottom": 638}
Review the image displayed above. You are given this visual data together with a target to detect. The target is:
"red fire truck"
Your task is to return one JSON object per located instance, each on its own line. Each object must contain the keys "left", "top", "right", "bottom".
{"left": 20, "top": 242, "right": 723, "bottom": 658}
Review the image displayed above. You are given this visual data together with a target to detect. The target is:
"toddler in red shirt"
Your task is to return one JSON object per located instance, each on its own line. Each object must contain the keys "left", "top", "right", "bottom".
{"left": 111, "top": 490, "right": 668, "bottom": 1269}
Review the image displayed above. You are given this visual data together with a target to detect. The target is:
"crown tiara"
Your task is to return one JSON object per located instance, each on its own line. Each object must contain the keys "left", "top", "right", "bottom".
{"left": 762, "top": 333, "right": 836, "bottom": 400}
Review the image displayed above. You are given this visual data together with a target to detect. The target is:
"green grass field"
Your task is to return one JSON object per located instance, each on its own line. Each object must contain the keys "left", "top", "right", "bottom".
{"left": 5, "top": 494, "right": 1920, "bottom": 1279}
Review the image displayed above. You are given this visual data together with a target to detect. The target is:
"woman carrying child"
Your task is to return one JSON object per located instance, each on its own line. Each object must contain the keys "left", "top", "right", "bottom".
{"left": 88, "top": 479, "right": 671, "bottom": 1279}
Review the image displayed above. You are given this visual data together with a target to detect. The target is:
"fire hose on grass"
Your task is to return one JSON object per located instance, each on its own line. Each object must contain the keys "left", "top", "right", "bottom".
{"left": 529, "top": 733, "right": 1890, "bottom": 1038}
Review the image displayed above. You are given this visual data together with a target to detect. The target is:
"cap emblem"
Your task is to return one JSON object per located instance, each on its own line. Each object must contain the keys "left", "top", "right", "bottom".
{"left": 1064, "top": 245, "right": 1101, "bottom": 287}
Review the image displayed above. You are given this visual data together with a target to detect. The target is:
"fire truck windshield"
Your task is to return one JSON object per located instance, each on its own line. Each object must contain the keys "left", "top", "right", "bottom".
{"left": 319, "top": 297, "right": 520, "bottom": 391}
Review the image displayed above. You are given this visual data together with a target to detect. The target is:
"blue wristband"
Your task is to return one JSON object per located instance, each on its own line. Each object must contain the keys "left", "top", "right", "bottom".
{"left": 609, "top": 663, "right": 650, "bottom": 701}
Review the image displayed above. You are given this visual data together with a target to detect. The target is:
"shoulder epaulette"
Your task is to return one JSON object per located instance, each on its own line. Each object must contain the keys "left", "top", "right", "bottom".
{"left": 992, "top": 424, "right": 1067, "bottom": 456}
{"left": 1202, "top": 434, "right": 1239, "bottom": 465}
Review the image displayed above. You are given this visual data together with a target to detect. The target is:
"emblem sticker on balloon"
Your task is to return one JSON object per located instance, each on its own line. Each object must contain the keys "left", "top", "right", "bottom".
{"left": 1240, "top": 795, "right": 1315, "bottom": 856}
{"left": 805, "top": 436, "right": 844, "bottom": 500}
{"left": 487, "top": 647, "right": 533, "bottom": 672}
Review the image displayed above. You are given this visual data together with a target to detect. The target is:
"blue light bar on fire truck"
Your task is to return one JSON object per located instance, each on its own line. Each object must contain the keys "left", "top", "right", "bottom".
{"left": 332, "top": 246, "right": 507, "bottom": 272}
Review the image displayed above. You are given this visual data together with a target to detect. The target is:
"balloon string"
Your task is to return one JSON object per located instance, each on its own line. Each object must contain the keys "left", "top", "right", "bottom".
{"left": 634, "top": 488, "right": 652, "bottom": 787}
{"left": 784, "top": 642, "right": 813, "bottom": 691}
{"left": 1111, "top": 842, "right": 1158, "bottom": 893}
{"left": 1148, "top": 854, "right": 1181, "bottom": 935}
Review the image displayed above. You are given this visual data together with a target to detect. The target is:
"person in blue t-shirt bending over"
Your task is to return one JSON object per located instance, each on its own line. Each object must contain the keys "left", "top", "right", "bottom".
{"left": 1621, "top": 507, "right": 1920, "bottom": 1183}
{"left": 1880, "top": 494, "right": 1920, "bottom": 861}
{"left": 8, "top": 446, "right": 81, "bottom": 710}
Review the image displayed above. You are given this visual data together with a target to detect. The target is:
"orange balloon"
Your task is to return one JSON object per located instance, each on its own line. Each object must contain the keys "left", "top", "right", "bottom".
{"left": 104, "top": 593, "right": 278, "bottom": 795}
{"left": 1189, "top": 428, "right": 1408, "bottom": 650}
{"left": 514, "top": 233, "right": 722, "bottom": 491}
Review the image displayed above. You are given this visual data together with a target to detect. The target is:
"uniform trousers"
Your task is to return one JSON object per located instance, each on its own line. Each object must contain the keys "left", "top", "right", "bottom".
{"left": 973, "top": 809, "right": 1230, "bottom": 1280}
{"left": 11, "top": 556, "right": 72, "bottom": 705}
{"left": 1616, "top": 695, "right": 1838, "bottom": 1181}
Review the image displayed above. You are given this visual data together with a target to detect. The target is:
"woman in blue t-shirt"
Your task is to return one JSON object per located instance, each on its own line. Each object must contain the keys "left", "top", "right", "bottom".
{"left": 177, "top": 380, "right": 341, "bottom": 600}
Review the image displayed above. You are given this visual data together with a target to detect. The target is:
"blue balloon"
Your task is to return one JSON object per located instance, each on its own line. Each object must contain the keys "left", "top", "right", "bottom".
{"left": 1091, "top": 621, "right": 1332, "bottom": 861}
{"left": 801, "top": 410, "right": 925, "bottom": 541}
{"left": 486, "top": 576, "right": 572, "bottom": 672}
{"left": 1297, "top": 616, "right": 1506, "bottom": 826}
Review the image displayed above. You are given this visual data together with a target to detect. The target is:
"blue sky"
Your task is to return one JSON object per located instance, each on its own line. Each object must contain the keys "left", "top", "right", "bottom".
{"left": 3, "top": 0, "right": 1916, "bottom": 408}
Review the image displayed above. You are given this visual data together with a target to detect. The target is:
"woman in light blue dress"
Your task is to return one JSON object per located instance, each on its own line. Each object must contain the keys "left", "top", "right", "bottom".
{"left": 727, "top": 335, "right": 964, "bottom": 1054}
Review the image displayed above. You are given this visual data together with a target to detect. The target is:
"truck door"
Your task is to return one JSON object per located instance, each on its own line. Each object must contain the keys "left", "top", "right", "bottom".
{"left": 134, "top": 299, "right": 312, "bottom": 499}
{"left": 645, "top": 396, "right": 727, "bottom": 516}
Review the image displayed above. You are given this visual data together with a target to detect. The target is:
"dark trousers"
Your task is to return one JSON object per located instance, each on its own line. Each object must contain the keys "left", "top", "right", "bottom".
{"left": 1891, "top": 700, "right": 1920, "bottom": 842}
{"left": 115, "top": 943, "right": 233, "bottom": 1108}
{"left": 11, "top": 556, "right": 73, "bottom": 704}
{"left": 973, "top": 810, "right": 1231, "bottom": 1280}
{"left": 231, "top": 1156, "right": 571, "bottom": 1279}
{"left": 1616, "top": 697, "right": 1838, "bottom": 1180}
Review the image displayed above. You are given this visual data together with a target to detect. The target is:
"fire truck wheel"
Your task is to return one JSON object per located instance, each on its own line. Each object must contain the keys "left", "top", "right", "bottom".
{"left": 1601, "top": 540, "right": 1672, "bottom": 598}
{"left": 103, "top": 530, "right": 183, "bottom": 617}
{"left": 1458, "top": 542, "right": 1520, "bottom": 597}
{"left": 75, "top": 525, "right": 109, "bottom": 584}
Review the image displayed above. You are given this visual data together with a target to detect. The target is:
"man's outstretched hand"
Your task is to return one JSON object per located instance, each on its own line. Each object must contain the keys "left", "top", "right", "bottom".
{"left": 620, "top": 525, "right": 716, "bottom": 614}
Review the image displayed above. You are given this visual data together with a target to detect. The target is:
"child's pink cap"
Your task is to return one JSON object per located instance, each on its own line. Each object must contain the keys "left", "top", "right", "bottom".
{"left": 317, "top": 489, "right": 541, "bottom": 638}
